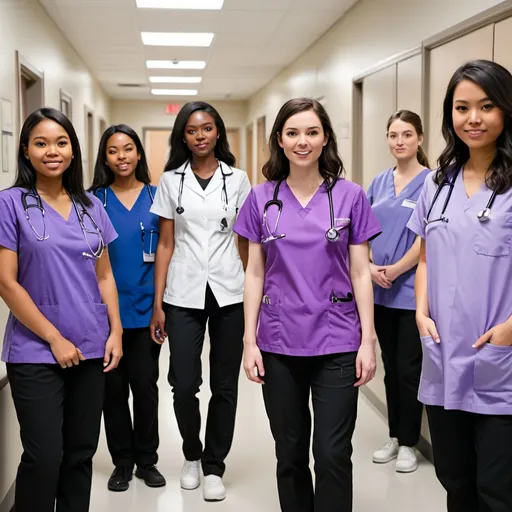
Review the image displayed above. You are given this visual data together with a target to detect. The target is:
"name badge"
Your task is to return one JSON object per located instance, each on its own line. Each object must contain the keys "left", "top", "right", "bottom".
{"left": 143, "top": 252, "right": 155, "bottom": 263}
{"left": 334, "top": 217, "right": 351, "bottom": 229}
{"left": 401, "top": 199, "right": 416, "bottom": 210}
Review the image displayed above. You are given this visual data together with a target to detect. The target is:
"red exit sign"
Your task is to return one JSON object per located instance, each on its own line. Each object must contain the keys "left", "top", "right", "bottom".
{"left": 165, "top": 103, "right": 181, "bottom": 114}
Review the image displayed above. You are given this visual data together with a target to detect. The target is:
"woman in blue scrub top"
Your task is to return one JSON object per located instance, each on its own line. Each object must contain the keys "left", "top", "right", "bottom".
{"left": 235, "top": 98, "right": 381, "bottom": 512}
{"left": 90, "top": 125, "right": 165, "bottom": 492}
{"left": 408, "top": 60, "right": 512, "bottom": 512}
{"left": 0, "top": 108, "right": 122, "bottom": 512}
{"left": 367, "top": 110, "right": 430, "bottom": 473}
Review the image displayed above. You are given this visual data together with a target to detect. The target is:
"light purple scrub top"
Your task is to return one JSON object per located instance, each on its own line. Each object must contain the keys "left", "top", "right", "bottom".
{"left": 234, "top": 179, "right": 381, "bottom": 357}
{"left": 408, "top": 170, "right": 512, "bottom": 415}
{"left": 367, "top": 168, "right": 429, "bottom": 310}
{"left": 0, "top": 188, "right": 118, "bottom": 364}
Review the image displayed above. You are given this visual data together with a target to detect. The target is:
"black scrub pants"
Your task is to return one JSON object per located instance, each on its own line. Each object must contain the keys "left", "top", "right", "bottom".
{"left": 427, "top": 406, "right": 512, "bottom": 512}
{"left": 261, "top": 350, "right": 359, "bottom": 512}
{"left": 103, "top": 327, "right": 162, "bottom": 469}
{"left": 374, "top": 304, "right": 423, "bottom": 446}
{"left": 7, "top": 359, "right": 104, "bottom": 512}
{"left": 165, "top": 284, "right": 244, "bottom": 477}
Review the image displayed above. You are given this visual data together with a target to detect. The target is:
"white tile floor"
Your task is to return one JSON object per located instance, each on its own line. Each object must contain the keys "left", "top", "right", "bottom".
{"left": 90, "top": 342, "right": 446, "bottom": 511}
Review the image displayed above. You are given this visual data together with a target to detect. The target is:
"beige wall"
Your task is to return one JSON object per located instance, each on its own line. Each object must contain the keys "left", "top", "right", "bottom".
{"left": 247, "top": 0, "right": 505, "bottom": 178}
{"left": 0, "top": 0, "right": 111, "bottom": 506}
{"left": 111, "top": 99, "right": 249, "bottom": 169}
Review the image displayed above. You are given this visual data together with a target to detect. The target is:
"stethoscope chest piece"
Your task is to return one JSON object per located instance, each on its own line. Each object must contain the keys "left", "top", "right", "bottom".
{"left": 176, "top": 206, "right": 185, "bottom": 215}
{"left": 325, "top": 227, "right": 339, "bottom": 242}
{"left": 477, "top": 207, "right": 491, "bottom": 222}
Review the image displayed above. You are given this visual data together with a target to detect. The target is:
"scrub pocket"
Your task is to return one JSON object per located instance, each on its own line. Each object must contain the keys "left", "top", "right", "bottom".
{"left": 258, "top": 302, "right": 281, "bottom": 347}
{"left": 474, "top": 343, "right": 512, "bottom": 393}
{"left": 473, "top": 213, "right": 512, "bottom": 257}
{"left": 419, "top": 336, "right": 444, "bottom": 396}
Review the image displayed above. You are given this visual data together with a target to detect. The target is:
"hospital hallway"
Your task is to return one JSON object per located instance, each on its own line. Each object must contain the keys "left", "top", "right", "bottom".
{"left": 90, "top": 341, "right": 446, "bottom": 512}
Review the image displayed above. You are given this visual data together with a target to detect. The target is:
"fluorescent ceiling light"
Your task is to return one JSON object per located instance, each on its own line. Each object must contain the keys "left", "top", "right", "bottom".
{"left": 151, "top": 89, "right": 198, "bottom": 96}
{"left": 146, "top": 60, "right": 206, "bottom": 70}
{"left": 149, "top": 76, "right": 202, "bottom": 84}
{"left": 141, "top": 32, "right": 214, "bottom": 47}
{"left": 136, "top": 0, "right": 224, "bottom": 9}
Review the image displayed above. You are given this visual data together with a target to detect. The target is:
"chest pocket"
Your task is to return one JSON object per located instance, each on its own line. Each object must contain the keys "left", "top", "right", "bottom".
{"left": 473, "top": 213, "right": 512, "bottom": 257}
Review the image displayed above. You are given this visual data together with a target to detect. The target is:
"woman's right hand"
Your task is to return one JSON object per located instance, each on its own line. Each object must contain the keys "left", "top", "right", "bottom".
{"left": 370, "top": 263, "right": 392, "bottom": 289}
{"left": 49, "top": 334, "right": 86, "bottom": 368}
{"left": 416, "top": 313, "right": 440, "bottom": 343}
{"left": 243, "top": 341, "right": 265, "bottom": 384}
{"left": 150, "top": 307, "right": 167, "bottom": 344}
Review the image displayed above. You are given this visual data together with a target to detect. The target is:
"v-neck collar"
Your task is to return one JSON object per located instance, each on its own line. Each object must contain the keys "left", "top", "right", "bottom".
{"left": 459, "top": 168, "right": 491, "bottom": 212}
{"left": 108, "top": 185, "right": 145, "bottom": 213}
{"left": 282, "top": 180, "right": 326, "bottom": 219}
{"left": 390, "top": 168, "right": 428, "bottom": 198}
{"left": 40, "top": 196, "right": 75, "bottom": 223}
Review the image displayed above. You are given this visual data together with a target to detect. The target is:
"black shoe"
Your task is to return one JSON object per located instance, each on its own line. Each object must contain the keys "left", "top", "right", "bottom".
{"left": 107, "top": 466, "right": 133, "bottom": 492}
{"left": 135, "top": 465, "right": 166, "bottom": 488}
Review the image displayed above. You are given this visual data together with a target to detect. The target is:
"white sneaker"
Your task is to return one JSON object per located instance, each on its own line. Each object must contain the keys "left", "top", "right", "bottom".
{"left": 395, "top": 446, "right": 419, "bottom": 473}
{"left": 372, "top": 438, "right": 399, "bottom": 463}
{"left": 203, "top": 475, "right": 226, "bottom": 502}
{"left": 180, "top": 460, "right": 200, "bottom": 490}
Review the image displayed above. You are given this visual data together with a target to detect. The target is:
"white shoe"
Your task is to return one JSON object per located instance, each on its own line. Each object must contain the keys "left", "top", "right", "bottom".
{"left": 372, "top": 438, "right": 399, "bottom": 463}
{"left": 180, "top": 460, "right": 200, "bottom": 490}
{"left": 395, "top": 446, "right": 418, "bottom": 473}
{"left": 203, "top": 475, "right": 226, "bottom": 501}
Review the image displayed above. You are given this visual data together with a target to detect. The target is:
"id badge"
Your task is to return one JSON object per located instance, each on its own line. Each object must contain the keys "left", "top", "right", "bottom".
{"left": 402, "top": 199, "right": 416, "bottom": 209}
{"left": 143, "top": 252, "right": 155, "bottom": 263}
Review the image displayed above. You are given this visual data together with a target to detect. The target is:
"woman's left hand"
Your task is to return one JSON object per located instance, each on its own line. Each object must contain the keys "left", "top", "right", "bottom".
{"left": 354, "top": 341, "right": 376, "bottom": 387}
{"left": 473, "top": 322, "right": 512, "bottom": 348}
{"left": 383, "top": 264, "right": 401, "bottom": 283}
{"left": 104, "top": 332, "right": 123, "bottom": 372}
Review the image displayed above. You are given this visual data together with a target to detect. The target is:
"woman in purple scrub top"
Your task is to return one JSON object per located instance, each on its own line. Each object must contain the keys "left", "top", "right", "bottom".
{"left": 408, "top": 60, "right": 512, "bottom": 512}
{"left": 0, "top": 108, "right": 122, "bottom": 512}
{"left": 234, "top": 98, "right": 381, "bottom": 512}
{"left": 367, "top": 110, "right": 430, "bottom": 473}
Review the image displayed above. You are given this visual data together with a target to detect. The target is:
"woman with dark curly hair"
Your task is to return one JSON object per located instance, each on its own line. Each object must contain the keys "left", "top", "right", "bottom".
{"left": 234, "top": 98, "right": 381, "bottom": 512}
{"left": 408, "top": 59, "right": 512, "bottom": 512}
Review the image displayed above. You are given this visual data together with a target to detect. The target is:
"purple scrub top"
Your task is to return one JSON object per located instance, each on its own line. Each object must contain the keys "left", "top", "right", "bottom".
{"left": 0, "top": 188, "right": 118, "bottom": 364}
{"left": 234, "top": 179, "right": 381, "bottom": 357}
{"left": 408, "top": 170, "right": 512, "bottom": 415}
{"left": 367, "top": 168, "right": 429, "bottom": 310}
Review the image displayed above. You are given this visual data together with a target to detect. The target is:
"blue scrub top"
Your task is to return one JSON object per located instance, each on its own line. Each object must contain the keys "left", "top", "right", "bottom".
{"left": 95, "top": 185, "right": 159, "bottom": 329}
{"left": 367, "top": 168, "right": 429, "bottom": 310}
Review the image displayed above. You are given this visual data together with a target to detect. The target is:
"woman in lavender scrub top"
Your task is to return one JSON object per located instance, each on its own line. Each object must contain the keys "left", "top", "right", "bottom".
{"left": 408, "top": 60, "right": 512, "bottom": 512}
{"left": 0, "top": 108, "right": 122, "bottom": 512}
{"left": 367, "top": 110, "right": 430, "bottom": 473}
{"left": 234, "top": 98, "right": 381, "bottom": 512}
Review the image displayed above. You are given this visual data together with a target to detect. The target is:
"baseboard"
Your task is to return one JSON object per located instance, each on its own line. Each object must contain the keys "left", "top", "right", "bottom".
{"left": 361, "top": 386, "right": 433, "bottom": 464}
{"left": 0, "top": 483, "right": 15, "bottom": 512}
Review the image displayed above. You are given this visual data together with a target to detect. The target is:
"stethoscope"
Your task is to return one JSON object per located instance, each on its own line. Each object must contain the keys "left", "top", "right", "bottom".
{"left": 262, "top": 179, "right": 340, "bottom": 244}
{"left": 22, "top": 189, "right": 105, "bottom": 259}
{"left": 424, "top": 168, "right": 497, "bottom": 225}
{"left": 98, "top": 183, "right": 154, "bottom": 208}
{"left": 175, "top": 160, "right": 232, "bottom": 215}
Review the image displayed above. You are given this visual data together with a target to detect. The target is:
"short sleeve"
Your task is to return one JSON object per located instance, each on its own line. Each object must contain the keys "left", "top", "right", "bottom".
{"left": 0, "top": 194, "right": 18, "bottom": 252}
{"left": 233, "top": 189, "right": 262, "bottom": 243}
{"left": 91, "top": 196, "right": 117, "bottom": 245}
{"left": 407, "top": 178, "right": 430, "bottom": 239}
{"left": 237, "top": 172, "right": 252, "bottom": 210}
{"left": 151, "top": 174, "right": 175, "bottom": 220}
{"left": 349, "top": 186, "right": 382, "bottom": 245}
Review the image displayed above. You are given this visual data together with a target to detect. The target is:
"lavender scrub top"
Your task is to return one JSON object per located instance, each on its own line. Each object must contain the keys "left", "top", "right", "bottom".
{"left": 234, "top": 179, "right": 381, "bottom": 357}
{"left": 0, "top": 187, "right": 118, "bottom": 364}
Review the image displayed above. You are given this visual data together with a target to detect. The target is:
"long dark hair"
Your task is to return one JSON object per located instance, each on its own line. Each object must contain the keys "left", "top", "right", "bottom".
{"left": 262, "top": 98, "right": 344, "bottom": 188}
{"left": 436, "top": 59, "right": 512, "bottom": 192}
{"left": 90, "top": 124, "right": 151, "bottom": 190}
{"left": 387, "top": 110, "right": 430, "bottom": 169}
{"left": 164, "top": 101, "right": 235, "bottom": 172}
{"left": 14, "top": 107, "right": 90, "bottom": 206}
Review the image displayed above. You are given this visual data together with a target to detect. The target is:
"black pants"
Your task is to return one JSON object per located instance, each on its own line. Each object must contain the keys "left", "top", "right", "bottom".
{"left": 103, "top": 327, "right": 161, "bottom": 468}
{"left": 427, "top": 406, "right": 512, "bottom": 512}
{"left": 7, "top": 359, "right": 104, "bottom": 512}
{"left": 166, "top": 284, "right": 244, "bottom": 477}
{"left": 261, "top": 351, "right": 359, "bottom": 512}
{"left": 374, "top": 304, "right": 423, "bottom": 446}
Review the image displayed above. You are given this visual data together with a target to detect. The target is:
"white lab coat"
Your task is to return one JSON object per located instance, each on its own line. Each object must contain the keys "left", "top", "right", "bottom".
{"left": 151, "top": 160, "right": 252, "bottom": 309}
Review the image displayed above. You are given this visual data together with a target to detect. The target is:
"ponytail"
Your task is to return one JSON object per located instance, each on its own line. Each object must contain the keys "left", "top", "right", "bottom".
{"left": 417, "top": 146, "right": 430, "bottom": 169}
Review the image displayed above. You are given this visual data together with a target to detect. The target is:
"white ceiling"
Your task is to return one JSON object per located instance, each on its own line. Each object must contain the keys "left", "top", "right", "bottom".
{"left": 39, "top": 0, "right": 358, "bottom": 101}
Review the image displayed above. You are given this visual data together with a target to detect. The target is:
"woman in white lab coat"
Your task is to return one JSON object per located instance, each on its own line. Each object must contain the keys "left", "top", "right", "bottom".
{"left": 150, "top": 101, "right": 251, "bottom": 502}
